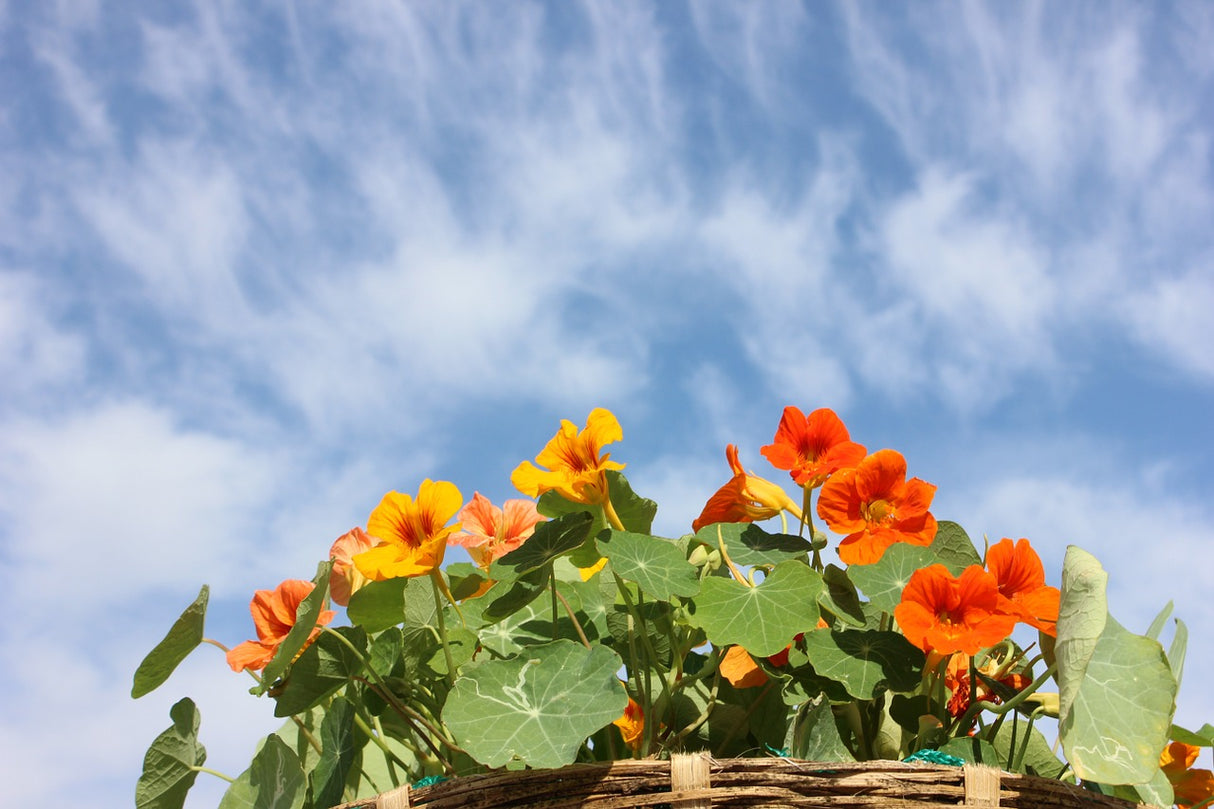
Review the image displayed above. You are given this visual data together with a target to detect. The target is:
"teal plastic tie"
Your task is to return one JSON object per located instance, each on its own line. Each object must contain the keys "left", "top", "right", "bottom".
{"left": 413, "top": 775, "right": 447, "bottom": 789}
{"left": 903, "top": 749, "right": 966, "bottom": 767}
{"left": 763, "top": 743, "right": 791, "bottom": 757}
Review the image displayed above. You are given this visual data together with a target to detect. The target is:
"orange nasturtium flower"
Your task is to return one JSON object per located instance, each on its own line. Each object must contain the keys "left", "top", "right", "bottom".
{"left": 692, "top": 445, "right": 804, "bottom": 533}
{"left": 816, "top": 448, "right": 937, "bottom": 565}
{"left": 226, "top": 579, "right": 336, "bottom": 673}
{"left": 450, "top": 492, "right": 546, "bottom": 569}
{"left": 720, "top": 645, "right": 769, "bottom": 689}
{"left": 613, "top": 696, "right": 645, "bottom": 752}
{"left": 985, "top": 538, "right": 1060, "bottom": 637}
{"left": 353, "top": 479, "right": 463, "bottom": 581}
{"left": 760, "top": 406, "right": 867, "bottom": 488}
{"left": 894, "top": 564, "right": 1018, "bottom": 655}
{"left": 328, "top": 527, "right": 375, "bottom": 607}
{"left": 944, "top": 652, "right": 1031, "bottom": 719}
{"left": 511, "top": 408, "right": 624, "bottom": 505}
{"left": 1161, "top": 741, "right": 1214, "bottom": 809}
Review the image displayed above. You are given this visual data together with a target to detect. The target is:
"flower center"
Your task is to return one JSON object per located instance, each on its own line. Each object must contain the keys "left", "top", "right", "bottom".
{"left": 863, "top": 498, "right": 894, "bottom": 523}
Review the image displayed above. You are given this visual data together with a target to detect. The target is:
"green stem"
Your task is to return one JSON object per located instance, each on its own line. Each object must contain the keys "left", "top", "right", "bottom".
{"left": 801, "top": 486, "right": 823, "bottom": 570}
{"left": 353, "top": 711, "right": 412, "bottom": 781}
{"left": 550, "top": 565, "right": 560, "bottom": 642}
{"left": 603, "top": 495, "right": 626, "bottom": 531}
{"left": 953, "top": 663, "right": 1058, "bottom": 735}
{"left": 553, "top": 585, "right": 592, "bottom": 649}
{"left": 190, "top": 766, "right": 235, "bottom": 783}
{"left": 430, "top": 570, "right": 459, "bottom": 686}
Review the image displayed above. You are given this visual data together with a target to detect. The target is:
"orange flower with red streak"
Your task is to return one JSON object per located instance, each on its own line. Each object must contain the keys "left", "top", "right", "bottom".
{"left": 511, "top": 408, "right": 624, "bottom": 505}
{"left": 226, "top": 579, "right": 336, "bottom": 673}
{"left": 692, "top": 445, "right": 803, "bottom": 533}
{"left": 816, "top": 449, "right": 937, "bottom": 565}
{"left": 450, "top": 492, "right": 546, "bottom": 569}
{"left": 1161, "top": 741, "right": 1214, "bottom": 809}
{"left": 328, "top": 527, "right": 375, "bottom": 607}
{"left": 613, "top": 696, "right": 645, "bottom": 752}
{"left": 944, "top": 653, "right": 1031, "bottom": 719}
{"left": 985, "top": 538, "right": 1060, "bottom": 637}
{"left": 760, "top": 406, "right": 867, "bottom": 488}
{"left": 354, "top": 480, "right": 463, "bottom": 580}
{"left": 894, "top": 564, "right": 1017, "bottom": 655}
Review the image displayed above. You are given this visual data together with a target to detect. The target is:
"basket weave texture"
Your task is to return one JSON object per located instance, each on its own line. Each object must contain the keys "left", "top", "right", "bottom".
{"left": 333, "top": 756, "right": 1146, "bottom": 809}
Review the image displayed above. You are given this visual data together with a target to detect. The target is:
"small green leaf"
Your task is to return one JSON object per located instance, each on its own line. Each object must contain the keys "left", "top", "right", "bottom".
{"left": 785, "top": 693, "right": 855, "bottom": 761}
{"left": 446, "top": 563, "right": 490, "bottom": 601}
{"left": 490, "top": 511, "right": 594, "bottom": 578}
{"left": 132, "top": 586, "right": 209, "bottom": 698}
{"left": 310, "top": 696, "right": 358, "bottom": 809}
{"left": 599, "top": 530, "right": 700, "bottom": 599}
{"left": 1170, "top": 723, "right": 1214, "bottom": 746}
{"left": 346, "top": 578, "right": 407, "bottom": 633}
{"left": 1168, "top": 618, "right": 1188, "bottom": 687}
{"left": 473, "top": 565, "right": 550, "bottom": 623}
{"left": 271, "top": 626, "right": 367, "bottom": 717}
{"left": 687, "top": 560, "right": 824, "bottom": 657}
{"left": 136, "top": 698, "right": 206, "bottom": 809}
{"left": 606, "top": 471, "right": 658, "bottom": 533}
{"left": 928, "top": 521, "right": 982, "bottom": 574}
{"left": 1146, "top": 601, "right": 1173, "bottom": 641}
{"left": 940, "top": 735, "right": 1001, "bottom": 766}
{"left": 695, "top": 523, "right": 813, "bottom": 567}
{"left": 818, "top": 564, "right": 866, "bottom": 627}
{"left": 990, "top": 720, "right": 1066, "bottom": 778}
{"left": 847, "top": 543, "right": 934, "bottom": 612}
{"left": 218, "top": 735, "right": 305, "bottom": 809}
{"left": 801, "top": 628, "right": 924, "bottom": 699}
{"left": 443, "top": 639, "right": 627, "bottom": 769}
{"left": 254, "top": 562, "right": 333, "bottom": 695}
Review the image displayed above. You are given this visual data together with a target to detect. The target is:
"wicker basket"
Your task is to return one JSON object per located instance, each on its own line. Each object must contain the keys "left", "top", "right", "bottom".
{"left": 332, "top": 756, "right": 1145, "bottom": 808}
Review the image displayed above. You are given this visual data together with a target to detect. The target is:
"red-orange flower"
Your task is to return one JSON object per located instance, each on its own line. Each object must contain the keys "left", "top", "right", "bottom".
{"left": 226, "top": 579, "right": 336, "bottom": 673}
{"left": 720, "top": 645, "right": 769, "bottom": 689}
{"left": 760, "top": 406, "right": 867, "bottom": 488}
{"left": 944, "top": 652, "right": 1031, "bottom": 718}
{"left": 1161, "top": 741, "right": 1214, "bottom": 809}
{"left": 613, "top": 696, "right": 645, "bottom": 752}
{"left": 985, "top": 538, "right": 1060, "bottom": 637}
{"left": 816, "top": 449, "right": 937, "bottom": 565}
{"left": 450, "top": 493, "right": 546, "bottom": 569}
{"left": 692, "top": 445, "right": 803, "bottom": 533}
{"left": 894, "top": 564, "right": 1017, "bottom": 655}
{"left": 328, "top": 527, "right": 375, "bottom": 607}
{"left": 354, "top": 480, "right": 463, "bottom": 580}
{"left": 511, "top": 408, "right": 624, "bottom": 505}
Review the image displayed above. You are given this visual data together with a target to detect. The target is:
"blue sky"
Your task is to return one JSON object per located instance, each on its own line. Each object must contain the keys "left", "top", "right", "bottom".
{"left": 3, "top": 2, "right": 1213, "bottom": 806}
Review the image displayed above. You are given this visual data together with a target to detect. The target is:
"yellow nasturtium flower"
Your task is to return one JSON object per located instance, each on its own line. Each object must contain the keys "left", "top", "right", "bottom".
{"left": 511, "top": 408, "right": 624, "bottom": 505}
{"left": 353, "top": 479, "right": 463, "bottom": 580}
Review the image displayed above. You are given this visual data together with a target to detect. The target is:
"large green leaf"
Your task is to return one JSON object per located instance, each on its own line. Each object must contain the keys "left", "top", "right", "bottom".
{"left": 310, "top": 696, "right": 359, "bottom": 809}
{"left": 476, "top": 580, "right": 600, "bottom": 657}
{"left": 254, "top": 562, "right": 333, "bottom": 695}
{"left": 694, "top": 523, "right": 813, "bottom": 567}
{"left": 1059, "top": 614, "right": 1176, "bottom": 785}
{"left": 443, "top": 639, "right": 627, "bottom": 769}
{"left": 271, "top": 626, "right": 367, "bottom": 717}
{"left": 132, "top": 586, "right": 209, "bottom": 698}
{"left": 218, "top": 735, "right": 305, "bottom": 809}
{"left": 537, "top": 471, "right": 657, "bottom": 535}
{"left": 1055, "top": 545, "right": 1108, "bottom": 720}
{"left": 346, "top": 576, "right": 436, "bottom": 633}
{"left": 490, "top": 512, "right": 595, "bottom": 578}
{"left": 801, "top": 628, "right": 923, "bottom": 699}
{"left": 686, "top": 561, "right": 824, "bottom": 657}
{"left": 136, "top": 698, "right": 206, "bottom": 809}
{"left": 845, "top": 543, "right": 934, "bottom": 613}
{"left": 928, "top": 521, "right": 982, "bottom": 574}
{"left": 599, "top": 530, "right": 700, "bottom": 599}
{"left": 785, "top": 693, "right": 855, "bottom": 762}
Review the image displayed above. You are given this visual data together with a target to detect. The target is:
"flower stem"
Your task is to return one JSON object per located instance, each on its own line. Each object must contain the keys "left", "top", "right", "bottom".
{"left": 190, "top": 766, "right": 235, "bottom": 783}
{"left": 603, "top": 495, "right": 626, "bottom": 531}
{"left": 430, "top": 570, "right": 459, "bottom": 686}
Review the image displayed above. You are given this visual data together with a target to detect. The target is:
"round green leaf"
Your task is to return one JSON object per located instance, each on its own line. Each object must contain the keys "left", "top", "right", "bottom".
{"left": 443, "top": 639, "right": 627, "bottom": 769}
{"left": 686, "top": 560, "right": 824, "bottom": 657}
{"left": 132, "top": 586, "right": 209, "bottom": 698}
{"left": 491, "top": 511, "right": 595, "bottom": 578}
{"left": 801, "top": 628, "right": 924, "bottom": 699}
{"left": 928, "top": 520, "right": 982, "bottom": 574}
{"left": 599, "top": 530, "right": 700, "bottom": 599}
{"left": 694, "top": 523, "right": 813, "bottom": 567}
{"left": 847, "top": 543, "right": 934, "bottom": 612}
{"left": 1055, "top": 545, "right": 1109, "bottom": 722}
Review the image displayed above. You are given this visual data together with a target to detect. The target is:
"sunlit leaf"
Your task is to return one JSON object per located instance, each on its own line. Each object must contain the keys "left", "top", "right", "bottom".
{"left": 928, "top": 520, "right": 982, "bottom": 575}
{"left": 785, "top": 693, "right": 854, "bottom": 762}
{"left": 490, "top": 511, "right": 594, "bottom": 578}
{"left": 599, "top": 530, "right": 700, "bottom": 599}
{"left": 694, "top": 523, "right": 813, "bottom": 567}
{"left": 132, "top": 586, "right": 209, "bottom": 698}
{"left": 135, "top": 698, "right": 206, "bottom": 809}
{"left": 686, "top": 560, "right": 824, "bottom": 657}
{"left": 847, "top": 543, "right": 933, "bottom": 612}
{"left": 443, "top": 639, "right": 627, "bottom": 769}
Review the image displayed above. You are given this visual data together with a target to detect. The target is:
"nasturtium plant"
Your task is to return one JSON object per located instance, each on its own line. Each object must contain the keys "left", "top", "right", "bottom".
{"left": 132, "top": 406, "right": 1211, "bottom": 809}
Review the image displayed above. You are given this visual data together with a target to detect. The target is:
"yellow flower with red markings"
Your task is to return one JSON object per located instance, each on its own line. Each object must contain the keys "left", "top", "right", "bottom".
{"left": 511, "top": 408, "right": 624, "bottom": 505}
{"left": 353, "top": 480, "right": 463, "bottom": 580}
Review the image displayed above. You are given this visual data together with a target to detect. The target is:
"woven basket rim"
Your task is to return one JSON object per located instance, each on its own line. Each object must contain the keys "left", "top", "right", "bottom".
{"left": 333, "top": 755, "right": 1148, "bottom": 809}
